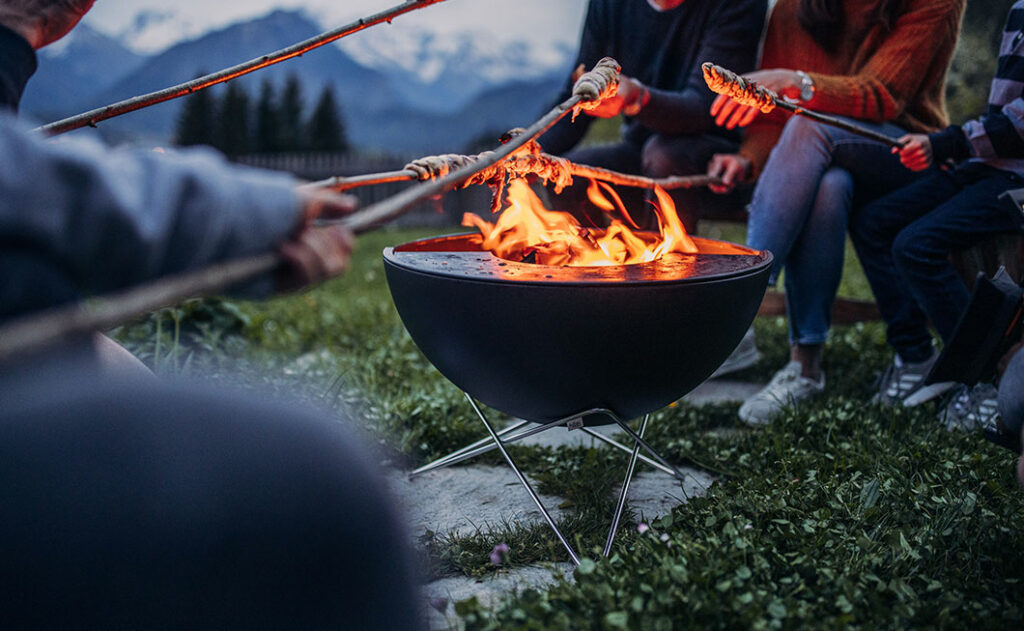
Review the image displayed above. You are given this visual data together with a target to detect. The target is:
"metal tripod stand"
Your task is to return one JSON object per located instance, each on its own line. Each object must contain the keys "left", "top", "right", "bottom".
{"left": 410, "top": 394, "right": 690, "bottom": 564}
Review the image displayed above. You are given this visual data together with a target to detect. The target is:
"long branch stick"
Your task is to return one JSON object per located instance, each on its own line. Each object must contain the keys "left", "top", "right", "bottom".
{"left": 0, "top": 59, "right": 622, "bottom": 362}
{"left": 301, "top": 158, "right": 722, "bottom": 193}
{"left": 702, "top": 62, "right": 904, "bottom": 148}
{"left": 36, "top": 0, "right": 448, "bottom": 136}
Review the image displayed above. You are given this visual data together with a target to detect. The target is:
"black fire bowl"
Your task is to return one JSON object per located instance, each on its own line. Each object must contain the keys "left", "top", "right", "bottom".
{"left": 384, "top": 233, "right": 773, "bottom": 424}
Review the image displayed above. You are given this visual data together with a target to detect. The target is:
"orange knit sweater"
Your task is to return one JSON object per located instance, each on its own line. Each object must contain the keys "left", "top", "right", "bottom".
{"left": 740, "top": 0, "right": 966, "bottom": 177}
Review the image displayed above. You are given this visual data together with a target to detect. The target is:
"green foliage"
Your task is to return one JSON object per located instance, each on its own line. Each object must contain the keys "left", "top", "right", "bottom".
{"left": 174, "top": 74, "right": 216, "bottom": 147}
{"left": 306, "top": 85, "right": 348, "bottom": 152}
{"left": 277, "top": 74, "right": 305, "bottom": 151}
{"left": 255, "top": 79, "right": 282, "bottom": 153}
{"left": 113, "top": 228, "right": 1024, "bottom": 628}
{"left": 460, "top": 392, "right": 1024, "bottom": 629}
{"left": 579, "top": 115, "right": 624, "bottom": 147}
{"left": 176, "top": 77, "right": 348, "bottom": 154}
{"left": 216, "top": 82, "right": 252, "bottom": 157}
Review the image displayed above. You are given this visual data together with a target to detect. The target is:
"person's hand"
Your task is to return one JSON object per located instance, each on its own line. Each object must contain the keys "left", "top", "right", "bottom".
{"left": 706, "top": 153, "right": 752, "bottom": 193}
{"left": 0, "top": 0, "right": 96, "bottom": 50}
{"left": 710, "top": 69, "right": 802, "bottom": 130}
{"left": 587, "top": 75, "right": 646, "bottom": 118}
{"left": 276, "top": 191, "right": 358, "bottom": 294}
{"left": 894, "top": 134, "right": 933, "bottom": 171}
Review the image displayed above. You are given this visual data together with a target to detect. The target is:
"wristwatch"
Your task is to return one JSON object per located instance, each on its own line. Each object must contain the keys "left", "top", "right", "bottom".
{"left": 795, "top": 70, "right": 815, "bottom": 103}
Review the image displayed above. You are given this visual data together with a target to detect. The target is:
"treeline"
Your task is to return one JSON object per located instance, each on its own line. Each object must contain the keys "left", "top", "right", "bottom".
{"left": 175, "top": 74, "right": 348, "bottom": 157}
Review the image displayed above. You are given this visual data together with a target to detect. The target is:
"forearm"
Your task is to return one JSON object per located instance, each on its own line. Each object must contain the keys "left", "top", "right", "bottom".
{"left": 634, "top": 87, "right": 715, "bottom": 135}
{"left": 0, "top": 115, "right": 301, "bottom": 298}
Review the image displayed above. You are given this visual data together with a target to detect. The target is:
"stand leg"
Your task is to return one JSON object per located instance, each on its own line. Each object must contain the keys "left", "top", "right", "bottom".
{"left": 465, "top": 394, "right": 581, "bottom": 565}
{"left": 578, "top": 427, "right": 680, "bottom": 479}
{"left": 409, "top": 419, "right": 530, "bottom": 477}
{"left": 605, "top": 414, "right": 690, "bottom": 482}
{"left": 409, "top": 418, "right": 564, "bottom": 478}
{"left": 603, "top": 414, "right": 649, "bottom": 557}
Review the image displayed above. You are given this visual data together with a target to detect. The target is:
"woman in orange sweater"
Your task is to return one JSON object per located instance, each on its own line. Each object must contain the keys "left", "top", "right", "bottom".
{"left": 706, "top": 0, "right": 965, "bottom": 424}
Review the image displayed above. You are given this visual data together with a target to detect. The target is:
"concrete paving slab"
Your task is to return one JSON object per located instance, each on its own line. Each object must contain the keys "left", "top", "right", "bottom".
{"left": 385, "top": 465, "right": 568, "bottom": 540}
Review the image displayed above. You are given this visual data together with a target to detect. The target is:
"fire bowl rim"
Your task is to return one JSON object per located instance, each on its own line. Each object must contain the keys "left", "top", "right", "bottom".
{"left": 384, "top": 232, "right": 773, "bottom": 287}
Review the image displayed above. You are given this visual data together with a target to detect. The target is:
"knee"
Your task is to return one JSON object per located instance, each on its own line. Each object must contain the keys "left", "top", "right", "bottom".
{"left": 891, "top": 229, "right": 935, "bottom": 274}
{"left": 641, "top": 134, "right": 697, "bottom": 177}
{"left": 815, "top": 168, "right": 853, "bottom": 225}
{"left": 818, "top": 168, "right": 853, "bottom": 205}
{"left": 890, "top": 231, "right": 915, "bottom": 271}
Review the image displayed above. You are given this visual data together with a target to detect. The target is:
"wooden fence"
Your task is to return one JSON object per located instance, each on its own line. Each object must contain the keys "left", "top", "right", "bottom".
{"left": 236, "top": 152, "right": 491, "bottom": 228}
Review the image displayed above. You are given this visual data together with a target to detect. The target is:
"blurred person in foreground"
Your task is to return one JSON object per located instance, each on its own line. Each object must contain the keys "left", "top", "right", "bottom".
{"left": 0, "top": 1, "right": 424, "bottom": 628}
{"left": 538, "top": 0, "right": 767, "bottom": 233}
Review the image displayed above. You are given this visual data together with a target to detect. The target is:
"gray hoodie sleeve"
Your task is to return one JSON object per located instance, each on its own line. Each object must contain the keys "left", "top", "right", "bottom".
{"left": 0, "top": 114, "right": 302, "bottom": 301}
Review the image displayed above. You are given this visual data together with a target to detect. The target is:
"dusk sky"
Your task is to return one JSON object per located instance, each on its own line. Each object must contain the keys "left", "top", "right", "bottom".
{"left": 83, "top": 0, "right": 589, "bottom": 53}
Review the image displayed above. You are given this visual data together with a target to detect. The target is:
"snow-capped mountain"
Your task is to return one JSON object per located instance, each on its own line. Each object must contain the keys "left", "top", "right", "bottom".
{"left": 339, "top": 28, "right": 574, "bottom": 112}
{"left": 21, "top": 8, "right": 575, "bottom": 153}
{"left": 116, "top": 9, "right": 207, "bottom": 55}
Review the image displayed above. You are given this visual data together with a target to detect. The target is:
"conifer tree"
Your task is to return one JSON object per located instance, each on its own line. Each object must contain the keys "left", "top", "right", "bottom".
{"left": 278, "top": 74, "right": 305, "bottom": 151}
{"left": 216, "top": 82, "right": 252, "bottom": 157}
{"left": 174, "top": 75, "right": 216, "bottom": 147}
{"left": 305, "top": 85, "right": 348, "bottom": 153}
{"left": 255, "top": 79, "right": 281, "bottom": 153}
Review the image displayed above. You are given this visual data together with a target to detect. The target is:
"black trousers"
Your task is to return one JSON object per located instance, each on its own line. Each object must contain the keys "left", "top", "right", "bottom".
{"left": 0, "top": 358, "right": 423, "bottom": 629}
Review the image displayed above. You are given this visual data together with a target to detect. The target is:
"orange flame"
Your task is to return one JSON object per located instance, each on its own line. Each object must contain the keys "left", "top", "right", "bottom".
{"left": 462, "top": 179, "right": 696, "bottom": 266}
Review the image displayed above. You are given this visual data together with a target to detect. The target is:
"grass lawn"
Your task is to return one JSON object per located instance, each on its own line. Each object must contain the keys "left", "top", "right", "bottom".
{"left": 115, "top": 224, "right": 1024, "bottom": 629}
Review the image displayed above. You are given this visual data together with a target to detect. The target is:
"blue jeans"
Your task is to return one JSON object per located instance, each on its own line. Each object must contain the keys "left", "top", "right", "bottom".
{"left": 747, "top": 116, "right": 917, "bottom": 345}
{"left": 849, "top": 163, "right": 1024, "bottom": 361}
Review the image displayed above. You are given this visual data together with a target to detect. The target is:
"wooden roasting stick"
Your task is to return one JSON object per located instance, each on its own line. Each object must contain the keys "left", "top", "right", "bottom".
{"left": 701, "top": 62, "right": 904, "bottom": 149}
{"left": 0, "top": 58, "right": 624, "bottom": 362}
{"left": 302, "top": 155, "right": 722, "bottom": 194}
{"left": 37, "top": 0, "right": 449, "bottom": 136}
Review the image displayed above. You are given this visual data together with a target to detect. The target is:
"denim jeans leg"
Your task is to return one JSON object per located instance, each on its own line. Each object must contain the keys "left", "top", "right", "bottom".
{"left": 747, "top": 116, "right": 911, "bottom": 284}
{"left": 784, "top": 167, "right": 853, "bottom": 345}
{"left": 849, "top": 170, "right": 961, "bottom": 361}
{"left": 892, "top": 168, "right": 1024, "bottom": 344}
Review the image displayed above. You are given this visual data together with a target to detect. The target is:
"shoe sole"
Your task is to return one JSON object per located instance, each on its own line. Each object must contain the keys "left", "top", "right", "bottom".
{"left": 902, "top": 381, "right": 958, "bottom": 407}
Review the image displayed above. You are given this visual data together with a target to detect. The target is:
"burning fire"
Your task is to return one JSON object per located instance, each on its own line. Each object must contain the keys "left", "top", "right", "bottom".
{"left": 462, "top": 179, "right": 697, "bottom": 266}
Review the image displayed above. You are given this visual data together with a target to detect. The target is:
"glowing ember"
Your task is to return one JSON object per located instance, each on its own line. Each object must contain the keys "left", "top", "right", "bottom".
{"left": 462, "top": 179, "right": 697, "bottom": 266}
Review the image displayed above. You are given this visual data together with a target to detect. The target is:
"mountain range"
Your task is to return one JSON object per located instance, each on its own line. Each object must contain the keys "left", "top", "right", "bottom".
{"left": 20, "top": 9, "right": 575, "bottom": 154}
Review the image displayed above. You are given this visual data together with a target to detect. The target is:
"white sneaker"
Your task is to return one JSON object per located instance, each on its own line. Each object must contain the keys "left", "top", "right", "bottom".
{"left": 710, "top": 327, "right": 760, "bottom": 379}
{"left": 873, "top": 352, "right": 957, "bottom": 407}
{"left": 739, "top": 361, "right": 825, "bottom": 426}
